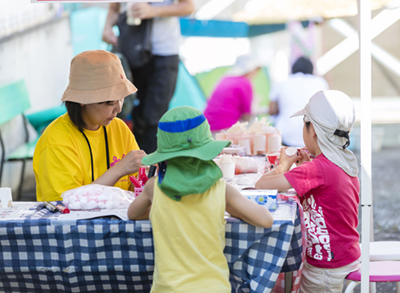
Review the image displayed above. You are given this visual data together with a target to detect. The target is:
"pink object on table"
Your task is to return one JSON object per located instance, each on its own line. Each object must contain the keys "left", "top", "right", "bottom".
{"left": 134, "top": 187, "right": 144, "bottom": 198}
{"left": 129, "top": 175, "right": 142, "bottom": 188}
{"left": 139, "top": 168, "right": 148, "bottom": 185}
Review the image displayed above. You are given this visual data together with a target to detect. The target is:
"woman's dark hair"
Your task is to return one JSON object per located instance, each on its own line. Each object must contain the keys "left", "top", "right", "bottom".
{"left": 292, "top": 57, "right": 313, "bottom": 75}
{"left": 65, "top": 101, "right": 86, "bottom": 132}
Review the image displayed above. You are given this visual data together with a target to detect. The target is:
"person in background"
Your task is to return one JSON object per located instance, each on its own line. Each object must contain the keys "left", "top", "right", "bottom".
{"left": 102, "top": 0, "right": 194, "bottom": 154}
{"left": 269, "top": 56, "right": 328, "bottom": 147}
{"left": 256, "top": 90, "right": 360, "bottom": 293}
{"left": 128, "top": 106, "right": 273, "bottom": 292}
{"left": 33, "top": 50, "right": 146, "bottom": 202}
{"left": 204, "top": 54, "right": 261, "bottom": 132}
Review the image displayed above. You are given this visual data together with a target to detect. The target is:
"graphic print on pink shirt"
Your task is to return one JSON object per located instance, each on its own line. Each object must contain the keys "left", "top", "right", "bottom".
{"left": 284, "top": 154, "right": 361, "bottom": 268}
{"left": 303, "top": 194, "right": 332, "bottom": 262}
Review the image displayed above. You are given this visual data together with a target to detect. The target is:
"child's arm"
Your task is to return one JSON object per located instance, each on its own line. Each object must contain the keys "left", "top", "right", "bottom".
{"left": 255, "top": 147, "right": 298, "bottom": 191}
{"left": 225, "top": 183, "right": 273, "bottom": 228}
{"left": 255, "top": 173, "right": 292, "bottom": 191}
{"left": 127, "top": 177, "right": 155, "bottom": 220}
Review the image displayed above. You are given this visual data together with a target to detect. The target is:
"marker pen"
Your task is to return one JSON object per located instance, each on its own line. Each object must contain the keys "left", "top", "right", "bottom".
{"left": 43, "top": 202, "right": 70, "bottom": 214}
{"left": 43, "top": 201, "right": 57, "bottom": 213}
{"left": 55, "top": 205, "right": 70, "bottom": 214}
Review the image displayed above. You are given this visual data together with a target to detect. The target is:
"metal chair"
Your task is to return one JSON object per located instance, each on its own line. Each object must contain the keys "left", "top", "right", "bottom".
{"left": 345, "top": 241, "right": 400, "bottom": 293}
{"left": 344, "top": 261, "right": 400, "bottom": 293}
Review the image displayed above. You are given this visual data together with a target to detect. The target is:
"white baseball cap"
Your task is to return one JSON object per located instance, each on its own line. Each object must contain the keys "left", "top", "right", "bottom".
{"left": 226, "top": 54, "right": 261, "bottom": 76}
{"left": 291, "top": 90, "right": 358, "bottom": 177}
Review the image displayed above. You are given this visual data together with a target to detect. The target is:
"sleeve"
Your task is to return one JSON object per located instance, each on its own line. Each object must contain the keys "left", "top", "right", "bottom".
{"left": 268, "top": 82, "right": 282, "bottom": 102}
{"left": 35, "top": 144, "right": 85, "bottom": 202}
{"left": 284, "top": 160, "right": 325, "bottom": 197}
{"left": 320, "top": 77, "right": 329, "bottom": 90}
{"left": 239, "top": 78, "right": 253, "bottom": 114}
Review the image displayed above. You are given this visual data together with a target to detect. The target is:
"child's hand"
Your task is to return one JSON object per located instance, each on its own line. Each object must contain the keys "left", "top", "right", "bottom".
{"left": 279, "top": 147, "right": 301, "bottom": 172}
{"left": 296, "top": 148, "right": 312, "bottom": 166}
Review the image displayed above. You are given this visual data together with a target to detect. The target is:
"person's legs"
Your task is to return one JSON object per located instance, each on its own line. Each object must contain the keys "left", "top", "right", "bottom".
{"left": 131, "top": 55, "right": 179, "bottom": 153}
{"left": 299, "top": 258, "right": 360, "bottom": 293}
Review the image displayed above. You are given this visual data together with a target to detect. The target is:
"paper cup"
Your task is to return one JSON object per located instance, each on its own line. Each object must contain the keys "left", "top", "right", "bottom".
{"left": 266, "top": 153, "right": 280, "bottom": 170}
{"left": 215, "top": 133, "right": 227, "bottom": 141}
{"left": 268, "top": 135, "right": 282, "bottom": 153}
{"left": 0, "top": 187, "right": 13, "bottom": 208}
{"left": 253, "top": 135, "right": 266, "bottom": 154}
{"left": 238, "top": 139, "right": 252, "bottom": 155}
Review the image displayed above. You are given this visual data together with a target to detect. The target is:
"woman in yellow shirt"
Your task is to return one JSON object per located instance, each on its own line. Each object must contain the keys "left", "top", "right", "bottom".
{"left": 33, "top": 50, "right": 145, "bottom": 202}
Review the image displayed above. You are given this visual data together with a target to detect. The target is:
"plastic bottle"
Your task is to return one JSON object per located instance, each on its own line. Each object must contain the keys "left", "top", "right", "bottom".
{"left": 127, "top": 3, "right": 142, "bottom": 26}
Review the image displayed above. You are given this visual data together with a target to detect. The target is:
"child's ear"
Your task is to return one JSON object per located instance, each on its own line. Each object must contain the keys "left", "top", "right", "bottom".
{"left": 310, "top": 122, "right": 317, "bottom": 137}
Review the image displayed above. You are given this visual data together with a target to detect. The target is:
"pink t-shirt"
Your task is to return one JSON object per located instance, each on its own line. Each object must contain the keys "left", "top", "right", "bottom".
{"left": 204, "top": 76, "right": 253, "bottom": 131}
{"left": 284, "top": 154, "right": 361, "bottom": 269}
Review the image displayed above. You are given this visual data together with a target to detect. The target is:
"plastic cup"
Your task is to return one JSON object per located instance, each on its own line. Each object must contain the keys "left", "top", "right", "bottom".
{"left": 238, "top": 139, "right": 252, "bottom": 156}
{"left": 268, "top": 135, "right": 282, "bottom": 153}
{"left": 266, "top": 153, "right": 280, "bottom": 170}
{"left": 215, "top": 133, "right": 227, "bottom": 141}
{"left": 0, "top": 187, "right": 13, "bottom": 208}
{"left": 254, "top": 135, "right": 266, "bottom": 155}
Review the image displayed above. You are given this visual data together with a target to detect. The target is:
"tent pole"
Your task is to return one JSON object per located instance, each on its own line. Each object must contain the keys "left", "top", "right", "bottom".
{"left": 358, "top": 0, "right": 372, "bottom": 292}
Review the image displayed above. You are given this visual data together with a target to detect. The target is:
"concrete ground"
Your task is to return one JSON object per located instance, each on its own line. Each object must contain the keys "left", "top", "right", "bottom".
{"left": 346, "top": 147, "right": 400, "bottom": 293}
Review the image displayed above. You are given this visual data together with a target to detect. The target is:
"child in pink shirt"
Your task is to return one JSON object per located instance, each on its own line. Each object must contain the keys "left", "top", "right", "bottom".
{"left": 256, "top": 90, "right": 360, "bottom": 293}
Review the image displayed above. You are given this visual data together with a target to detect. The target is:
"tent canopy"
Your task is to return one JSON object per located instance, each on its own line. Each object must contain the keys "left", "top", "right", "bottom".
{"left": 192, "top": 0, "right": 393, "bottom": 24}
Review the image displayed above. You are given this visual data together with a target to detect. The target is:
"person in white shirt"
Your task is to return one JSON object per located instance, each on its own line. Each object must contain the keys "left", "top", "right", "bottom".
{"left": 102, "top": 1, "right": 194, "bottom": 153}
{"left": 269, "top": 57, "right": 329, "bottom": 147}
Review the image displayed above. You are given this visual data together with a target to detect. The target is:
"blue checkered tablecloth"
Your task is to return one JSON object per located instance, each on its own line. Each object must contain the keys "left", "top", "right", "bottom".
{"left": 0, "top": 201, "right": 302, "bottom": 293}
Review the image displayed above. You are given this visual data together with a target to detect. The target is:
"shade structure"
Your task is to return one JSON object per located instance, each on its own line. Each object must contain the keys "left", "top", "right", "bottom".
{"left": 231, "top": 0, "right": 392, "bottom": 24}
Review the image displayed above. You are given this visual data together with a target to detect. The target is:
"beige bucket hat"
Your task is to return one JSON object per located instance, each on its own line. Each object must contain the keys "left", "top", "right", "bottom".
{"left": 61, "top": 50, "right": 137, "bottom": 104}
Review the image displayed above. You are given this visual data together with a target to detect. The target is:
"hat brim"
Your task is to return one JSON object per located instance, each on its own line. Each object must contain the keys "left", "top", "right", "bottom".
{"left": 290, "top": 108, "right": 306, "bottom": 118}
{"left": 142, "top": 140, "right": 231, "bottom": 165}
{"left": 227, "top": 64, "right": 260, "bottom": 77}
{"left": 61, "top": 80, "right": 137, "bottom": 104}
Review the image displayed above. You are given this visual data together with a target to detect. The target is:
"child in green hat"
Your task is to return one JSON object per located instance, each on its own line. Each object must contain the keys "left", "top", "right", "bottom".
{"left": 128, "top": 106, "right": 273, "bottom": 293}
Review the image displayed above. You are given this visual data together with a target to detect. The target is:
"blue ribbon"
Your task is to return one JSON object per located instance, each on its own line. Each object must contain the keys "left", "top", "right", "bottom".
{"left": 158, "top": 114, "right": 205, "bottom": 133}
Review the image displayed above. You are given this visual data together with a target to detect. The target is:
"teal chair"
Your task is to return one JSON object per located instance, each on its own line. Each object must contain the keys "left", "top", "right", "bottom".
{"left": 0, "top": 80, "right": 66, "bottom": 200}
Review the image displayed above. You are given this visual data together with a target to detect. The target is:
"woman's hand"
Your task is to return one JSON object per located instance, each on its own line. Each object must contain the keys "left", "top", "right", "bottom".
{"left": 102, "top": 27, "right": 118, "bottom": 46}
{"left": 116, "top": 150, "right": 146, "bottom": 176}
{"left": 130, "top": 3, "right": 156, "bottom": 19}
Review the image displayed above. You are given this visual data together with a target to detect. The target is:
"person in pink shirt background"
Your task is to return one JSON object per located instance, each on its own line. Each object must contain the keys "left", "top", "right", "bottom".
{"left": 255, "top": 90, "right": 360, "bottom": 293}
{"left": 204, "top": 54, "right": 261, "bottom": 132}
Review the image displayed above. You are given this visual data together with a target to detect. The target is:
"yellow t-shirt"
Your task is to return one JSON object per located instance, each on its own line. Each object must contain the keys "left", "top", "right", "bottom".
{"left": 33, "top": 113, "right": 139, "bottom": 201}
{"left": 149, "top": 178, "right": 230, "bottom": 293}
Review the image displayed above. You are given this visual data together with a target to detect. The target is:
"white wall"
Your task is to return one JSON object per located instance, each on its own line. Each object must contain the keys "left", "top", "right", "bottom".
{"left": 0, "top": 16, "right": 72, "bottom": 113}
{"left": 0, "top": 10, "right": 73, "bottom": 196}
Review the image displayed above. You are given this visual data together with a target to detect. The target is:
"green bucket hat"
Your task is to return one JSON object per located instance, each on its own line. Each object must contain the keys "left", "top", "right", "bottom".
{"left": 142, "top": 106, "right": 231, "bottom": 165}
